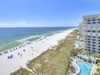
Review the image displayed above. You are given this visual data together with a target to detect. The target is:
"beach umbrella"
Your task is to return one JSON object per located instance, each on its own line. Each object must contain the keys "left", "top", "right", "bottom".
{"left": 4, "top": 50, "right": 8, "bottom": 54}
{"left": 0, "top": 52, "right": 2, "bottom": 55}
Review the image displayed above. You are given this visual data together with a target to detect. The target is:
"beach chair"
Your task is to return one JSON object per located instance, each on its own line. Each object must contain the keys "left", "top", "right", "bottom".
{"left": 4, "top": 50, "right": 8, "bottom": 54}
{"left": 8, "top": 56, "right": 11, "bottom": 59}
{"left": 11, "top": 55, "right": 13, "bottom": 58}
{"left": 7, "top": 55, "right": 13, "bottom": 59}
{"left": 18, "top": 52, "right": 20, "bottom": 55}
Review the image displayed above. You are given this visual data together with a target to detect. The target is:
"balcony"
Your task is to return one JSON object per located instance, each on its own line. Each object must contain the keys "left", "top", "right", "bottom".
{"left": 98, "top": 22, "right": 100, "bottom": 24}
{"left": 98, "top": 28, "right": 100, "bottom": 30}
{"left": 88, "top": 49, "right": 91, "bottom": 51}
{"left": 92, "top": 50, "right": 96, "bottom": 52}
{"left": 92, "top": 28, "right": 96, "bottom": 30}
{"left": 92, "top": 19, "right": 96, "bottom": 21}
{"left": 98, "top": 34, "right": 100, "bottom": 37}
{"left": 87, "top": 33, "right": 91, "bottom": 36}
{"left": 98, "top": 52, "right": 100, "bottom": 54}
{"left": 98, "top": 19, "right": 100, "bottom": 21}
{"left": 87, "top": 25, "right": 91, "bottom": 28}
{"left": 92, "top": 47, "right": 96, "bottom": 49}
{"left": 87, "top": 27, "right": 91, "bottom": 30}
{"left": 92, "top": 22, "right": 96, "bottom": 24}
{"left": 92, "top": 42, "right": 96, "bottom": 44}
{"left": 92, "top": 33, "right": 96, "bottom": 36}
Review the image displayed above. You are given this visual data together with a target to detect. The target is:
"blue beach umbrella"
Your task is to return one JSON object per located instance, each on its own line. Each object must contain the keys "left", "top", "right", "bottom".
{"left": 0, "top": 52, "right": 2, "bottom": 55}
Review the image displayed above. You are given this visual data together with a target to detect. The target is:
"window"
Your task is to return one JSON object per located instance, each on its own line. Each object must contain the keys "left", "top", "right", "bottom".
{"left": 92, "top": 50, "right": 95, "bottom": 52}
{"left": 88, "top": 22, "right": 91, "bottom": 24}
{"left": 84, "top": 18, "right": 87, "bottom": 21}
{"left": 98, "top": 52, "right": 100, "bottom": 54}
{"left": 87, "top": 18, "right": 91, "bottom": 21}
{"left": 92, "top": 42, "right": 96, "bottom": 43}
{"left": 98, "top": 19, "right": 100, "bottom": 21}
{"left": 88, "top": 30, "right": 91, "bottom": 32}
{"left": 93, "top": 45, "right": 95, "bottom": 46}
{"left": 92, "top": 19, "right": 96, "bottom": 21}
{"left": 92, "top": 22, "right": 96, "bottom": 24}
{"left": 92, "top": 39, "right": 96, "bottom": 41}
{"left": 92, "top": 48, "right": 95, "bottom": 49}
{"left": 92, "top": 30, "right": 96, "bottom": 32}
{"left": 98, "top": 22, "right": 100, "bottom": 24}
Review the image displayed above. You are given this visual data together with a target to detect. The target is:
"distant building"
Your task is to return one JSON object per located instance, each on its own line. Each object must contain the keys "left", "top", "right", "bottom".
{"left": 80, "top": 14, "right": 100, "bottom": 54}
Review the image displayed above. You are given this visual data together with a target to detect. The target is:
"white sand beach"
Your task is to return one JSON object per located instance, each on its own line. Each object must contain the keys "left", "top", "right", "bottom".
{"left": 0, "top": 28, "right": 75, "bottom": 75}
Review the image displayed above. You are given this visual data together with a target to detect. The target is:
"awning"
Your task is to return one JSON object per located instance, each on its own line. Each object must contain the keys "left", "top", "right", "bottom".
{"left": 90, "top": 57, "right": 96, "bottom": 63}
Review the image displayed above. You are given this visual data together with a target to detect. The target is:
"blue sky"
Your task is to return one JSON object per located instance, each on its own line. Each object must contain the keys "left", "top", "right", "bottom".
{"left": 0, "top": 0, "right": 100, "bottom": 27}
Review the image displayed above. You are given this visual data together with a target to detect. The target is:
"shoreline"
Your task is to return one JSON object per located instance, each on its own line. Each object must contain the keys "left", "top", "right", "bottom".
{"left": 0, "top": 29, "right": 71, "bottom": 52}
{"left": 0, "top": 28, "right": 75, "bottom": 75}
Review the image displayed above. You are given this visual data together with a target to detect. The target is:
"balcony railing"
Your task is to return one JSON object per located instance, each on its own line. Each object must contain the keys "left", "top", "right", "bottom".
{"left": 92, "top": 28, "right": 96, "bottom": 30}
{"left": 98, "top": 34, "right": 100, "bottom": 36}
{"left": 92, "top": 33, "right": 96, "bottom": 36}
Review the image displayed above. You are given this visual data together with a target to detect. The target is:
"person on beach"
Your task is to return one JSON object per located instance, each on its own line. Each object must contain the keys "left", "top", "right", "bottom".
{"left": 20, "top": 53, "right": 23, "bottom": 58}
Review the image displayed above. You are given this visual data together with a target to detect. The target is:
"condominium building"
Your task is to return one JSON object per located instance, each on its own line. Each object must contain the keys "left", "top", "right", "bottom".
{"left": 78, "top": 22, "right": 85, "bottom": 35}
{"left": 81, "top": 14, "right": 100, "bottom": 54}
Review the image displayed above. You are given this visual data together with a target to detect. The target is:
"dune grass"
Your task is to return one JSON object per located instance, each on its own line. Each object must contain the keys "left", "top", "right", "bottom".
{"left": 26, "top": 29, "right": 77, "bottom": 75}
{"left": 10, "top": 68, "right": 34, "bottom": 75}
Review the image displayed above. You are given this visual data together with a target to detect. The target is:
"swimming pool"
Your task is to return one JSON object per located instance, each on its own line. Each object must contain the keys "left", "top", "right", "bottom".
{"left": 78, "top": 42, "right": 83, "bottom": 46}
{"left": 76, "top": 60, "right": 93, "bottom": 75}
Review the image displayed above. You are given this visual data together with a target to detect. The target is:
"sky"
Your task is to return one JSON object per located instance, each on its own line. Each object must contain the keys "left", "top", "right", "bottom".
{"left": 0, "top": 0, "right": 100, "bottom": 27}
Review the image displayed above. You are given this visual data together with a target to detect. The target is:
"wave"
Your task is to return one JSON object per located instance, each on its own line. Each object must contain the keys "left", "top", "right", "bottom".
{"left": 17, "top": 35, "right": 42, "bottom": 42}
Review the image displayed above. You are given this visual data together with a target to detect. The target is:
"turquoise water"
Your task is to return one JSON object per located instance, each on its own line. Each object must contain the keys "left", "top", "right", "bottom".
{"left": 76, "top": 61, "right": 93, "bottom": 75}
{"left": 0, "top": 27, "right": 74, "bottom": 51}
{"left": 78, "top": 42, "right": 83, "bottom": 46}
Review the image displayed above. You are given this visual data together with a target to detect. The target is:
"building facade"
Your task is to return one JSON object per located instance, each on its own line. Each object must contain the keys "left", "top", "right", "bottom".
{"left": 81, "top": 14, "right": 100, "bottom": 54}
{"left": 78, "top": 22, "right": 85, "bottom": 35}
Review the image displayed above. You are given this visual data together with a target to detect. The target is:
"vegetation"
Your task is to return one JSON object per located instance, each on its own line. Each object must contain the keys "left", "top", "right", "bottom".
{"left": 26, "top": 30, "right": 78, "bottom": 75}
{"left": 70, "top": 48, "right": 82, "bottom": 56}
{"left": 94, "top": 68, "right": 100, "bottom": 75}
{"left": 10, "top": 68, "right": 34, "bottom": 75}
{"left": 10, "top": 29, "right": 78, "bottom": 75}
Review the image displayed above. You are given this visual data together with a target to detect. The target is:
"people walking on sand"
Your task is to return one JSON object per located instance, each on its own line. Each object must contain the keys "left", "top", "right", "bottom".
{"left": 20, "top": 53, "right": 23, "bottom": 58}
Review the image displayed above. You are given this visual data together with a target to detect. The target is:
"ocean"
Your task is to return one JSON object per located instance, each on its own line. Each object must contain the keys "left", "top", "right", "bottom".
{"left": 0, "top": 27, "right": 74, "bottom": 52}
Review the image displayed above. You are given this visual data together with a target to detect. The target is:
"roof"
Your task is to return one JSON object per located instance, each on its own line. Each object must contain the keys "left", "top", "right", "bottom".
{"left": 82, "top": 55, "right": 90, "bottom": 60}
{"left": 90, "top": 58, "right": 96, "bottom": 62}
{"left": 77, "top": 54, "right": 97, "bottom": 62}
{"left": 77, "top": 54, "right": 82, "bottom": 57}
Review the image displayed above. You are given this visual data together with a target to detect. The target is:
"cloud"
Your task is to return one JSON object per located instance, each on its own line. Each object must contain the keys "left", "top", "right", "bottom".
{"left": 0, "top": 21, "right": 27, "bottom": 27}
{"left": 17, "top": 21, "right": 26, "bottom": 25}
